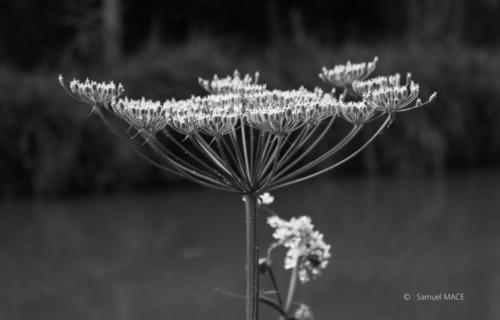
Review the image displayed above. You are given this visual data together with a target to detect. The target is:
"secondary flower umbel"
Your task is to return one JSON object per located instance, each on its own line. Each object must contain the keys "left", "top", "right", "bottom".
{"left": 267, "top": 215, "right": 331, "bottom": 283}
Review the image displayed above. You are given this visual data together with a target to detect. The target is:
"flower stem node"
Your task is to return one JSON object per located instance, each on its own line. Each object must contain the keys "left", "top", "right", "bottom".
{"left": 258, "top": 257, "right": 270, "bottom": 274}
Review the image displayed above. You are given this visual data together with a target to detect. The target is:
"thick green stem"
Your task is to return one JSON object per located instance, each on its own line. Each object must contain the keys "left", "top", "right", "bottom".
{"left": 244, "top": 194, "right": 260, "bottom": 320}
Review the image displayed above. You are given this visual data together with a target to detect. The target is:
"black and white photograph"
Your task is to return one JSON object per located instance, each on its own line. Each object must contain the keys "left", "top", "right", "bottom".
{"left": 0, "top": 1, "right": 499, "bottom": 319}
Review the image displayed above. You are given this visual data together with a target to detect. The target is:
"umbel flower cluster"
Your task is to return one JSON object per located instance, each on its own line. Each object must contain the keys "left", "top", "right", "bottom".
{"left": 267, "top": 215, "right": 331, "bottom": 283}
{"left": 59, "top": 59, "right": 435, "bottom": 194}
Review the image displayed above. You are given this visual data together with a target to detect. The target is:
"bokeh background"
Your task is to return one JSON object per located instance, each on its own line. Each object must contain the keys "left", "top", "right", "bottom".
{"left": 0, "top": 0, "right": 499, "bottom": 319}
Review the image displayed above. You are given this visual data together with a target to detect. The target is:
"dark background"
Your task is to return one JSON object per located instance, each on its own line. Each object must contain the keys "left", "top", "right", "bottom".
{"left": 1, "top": 0, "right": 500, "bottom": 196}
{"left": 0, "top": 1, "right": 499, "bottom": 320}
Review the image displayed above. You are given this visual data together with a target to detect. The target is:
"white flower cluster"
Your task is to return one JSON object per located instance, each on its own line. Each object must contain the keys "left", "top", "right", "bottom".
{"left": 59, "top": 76, "right": 124, "bottom": 107}
{"left": 245, "top": 88, "right": 338, "bottom": 135}
{"left": 61, "top": 60, "right": 436, "bottom": 141}
{"left": 258, "top": 192, "right": 274, "bottom": 205}
{"left": 319, "top": 56, "right": 378, "bottom": 87}
{"left": 352, "top": 73, "right": 403, "bottom": 96}
{"left": 339, "top": 101, "right": 376, "bottom": 125}
{"left": 320, "top": 59, "right": 436, "bottom": 119}
{"left": 112, "top": 97, "right": 168, "bottom": 134}
{"left": 267, "top": 215, "right": 331, "bottom": 283}
{"left": 108, "top": 87, "right": 341, "bottom": 136}
{"left": 164, "top": 94, "right": 243, "bottom": 136}
{"left": 199, "top": 70, "right": 266, "bottom": 95}
{"left": 361, "top": 73, "right": 437, "bottom": 114}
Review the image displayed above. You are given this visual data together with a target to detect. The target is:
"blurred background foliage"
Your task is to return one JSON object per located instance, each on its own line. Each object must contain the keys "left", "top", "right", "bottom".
{"left": 1, "top": 0, "right": 500, "bottom": 197}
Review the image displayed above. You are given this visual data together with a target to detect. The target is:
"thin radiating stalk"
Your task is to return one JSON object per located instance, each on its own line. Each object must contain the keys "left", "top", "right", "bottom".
{"left": 256, "top": 135, "right": 284, "bottom": 190}
{"left": 251, "top": 130, "right": 266, "bottom": 183}
{"left": 241, "top": 123, "right": 253, "bottom": 186}
{"left": 161, "top": 129, "right": 226, "bottom": 179}
{"left": 243, "top": 194, "right": 260, "bottom": 320}
{"left": 190, "top": 132, "right": 233, "bottom": 176}
{"left": 276, "top": 124, "right": 311, "bottom": 167}
{"left": 275, "top": 116, "right": 337, "bottom": 177}
{"left": 230, "top": 127, "right": 252, "bottom": 190}
{"left": 215, "top": 136, "right": 246, "bottom": 191}
{"left": 271, "top": 125, "right": 362, "bottom": 186}
{"left": 221, "top": 134, "right": 248, "bottom": 183}
{"left": 94, "top": 108, "right": 177, "bottom": 175}
{"left": 146, "top": 137, "right": 235, "bottom": 191}
{"left": 254, "top": 132, "right": 274, "bottom": 178}
{"left": 269, "top": 115, "right": 391, "bottom": 190}
{"left": 255, "top": 136, "right": 280, "bottom": 184}
{"left": 147, "top": 135, "right": 232, "bottom": 186}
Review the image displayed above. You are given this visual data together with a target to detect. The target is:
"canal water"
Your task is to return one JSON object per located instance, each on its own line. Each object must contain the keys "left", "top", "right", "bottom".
{"left": 0, "top": 171, "right": 499, "bottom": 320}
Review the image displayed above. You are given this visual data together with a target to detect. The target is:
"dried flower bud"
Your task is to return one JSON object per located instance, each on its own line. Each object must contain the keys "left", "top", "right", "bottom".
{"left": 319, "top": 56, "right": 378, "bottom": 87}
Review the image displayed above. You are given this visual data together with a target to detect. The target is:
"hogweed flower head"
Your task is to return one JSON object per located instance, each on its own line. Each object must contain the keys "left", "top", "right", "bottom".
{"left": 362, "top": 73, "right": 437, "bottom": 115}
{"left": 163, "top": 94, "right": 243, "bottom": 137}
{"left": 111, "top": 97, "right": 168, "bottom": 135}
{"left": 245, "top": 88, "right": 338, "bottom": 135}
{"left": 59, "top": 59, "right": 436, "bottom": 193}
{"left": 352, "top": 73, "right": 402, "bottom": 96}
{"left": 199, "top": 70, "right": 266, "bottom": 95}
{"left": 338, "top": 101, "right": 376, "bottom": 125}
{"left": 319, "top": 56, "right": 378, "bottom": 88}
{"left": 58, "top": 75, "right": 124, "bottom": 112}
{"left": 267, "top": 215, "right": 331, "bottom": 283}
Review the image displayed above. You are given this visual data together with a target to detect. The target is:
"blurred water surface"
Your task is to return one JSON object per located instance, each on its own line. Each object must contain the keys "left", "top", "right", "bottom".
{"left": 0, "top": 172, "right": 499, "bottom": 320}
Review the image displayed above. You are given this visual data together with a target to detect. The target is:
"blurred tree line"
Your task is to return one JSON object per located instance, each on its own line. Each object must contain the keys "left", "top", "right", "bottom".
{"left": 1, "top": 0, "right": 500, "bottom": 68}
{"left": 0, "top": 0, "right": 500, "bottom": 197}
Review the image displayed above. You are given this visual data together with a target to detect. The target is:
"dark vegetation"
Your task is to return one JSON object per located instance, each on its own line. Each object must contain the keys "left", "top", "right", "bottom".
{"left": 1, "top": 0, "right": 499, "bottom": 197}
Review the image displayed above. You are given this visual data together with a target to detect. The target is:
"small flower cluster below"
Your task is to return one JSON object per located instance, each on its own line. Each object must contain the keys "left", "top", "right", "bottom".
{"left": 267, "top": 215, "right": 331, "bottom": 283}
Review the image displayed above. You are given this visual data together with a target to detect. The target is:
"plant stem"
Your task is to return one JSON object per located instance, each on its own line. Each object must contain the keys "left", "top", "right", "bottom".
{"left": 267, "top": 266, "right": 284, "bottom": 307}
{"left": 243, "top": 194, "right": 260, "bottom": 320}
{"left": 280, "top": 264, "right": 298, "bottom": 320}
